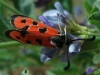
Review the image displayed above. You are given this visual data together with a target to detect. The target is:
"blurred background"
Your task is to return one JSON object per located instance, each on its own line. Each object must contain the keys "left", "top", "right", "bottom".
{"left": 0, "top": 0, "right": 99, "bottom": 75}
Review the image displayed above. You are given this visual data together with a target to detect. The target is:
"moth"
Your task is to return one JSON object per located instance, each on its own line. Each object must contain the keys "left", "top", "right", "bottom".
{"left": 5, "top": 15, "right": 95, "bottom": 70}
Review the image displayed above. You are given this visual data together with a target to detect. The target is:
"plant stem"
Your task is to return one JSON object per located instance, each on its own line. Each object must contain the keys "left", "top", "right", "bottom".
{"left": 0, "top": 41, "right": 22, "bottom": 48}
{"left": 87, "top": 32, "right": 100, "bottom": 36}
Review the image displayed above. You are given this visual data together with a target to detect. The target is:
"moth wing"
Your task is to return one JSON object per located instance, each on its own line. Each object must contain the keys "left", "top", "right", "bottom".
{"left": 10, "top": 15, "right": 40, "bottom": 29}
{"left": 10, "top": 15, "right": 59, "bottom": 36}
{"left": 5, "top": 30, "right": 54, "bottom": 47}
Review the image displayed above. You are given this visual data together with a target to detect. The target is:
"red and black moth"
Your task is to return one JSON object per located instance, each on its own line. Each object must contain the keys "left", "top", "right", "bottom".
{"left": 5, "top": 15, "right": 96, "bottom": 70}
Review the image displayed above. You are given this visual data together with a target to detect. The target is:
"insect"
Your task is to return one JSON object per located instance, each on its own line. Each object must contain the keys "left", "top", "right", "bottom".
{"left": 5, "top": 15, "right": 95, "bottom": 70}
{"left": 5, "top": 15, "right": 66, "bottom": 48}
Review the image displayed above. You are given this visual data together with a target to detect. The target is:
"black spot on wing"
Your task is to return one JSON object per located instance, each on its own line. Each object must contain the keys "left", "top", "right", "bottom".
{"left": 26, "top": 40, "right": 32, "bottom": 44}
{"left": 10, "top": 15, "right": 28, "bottom": 26}
{"left": 20, "top": 30, "right": 28, "bottom": 38}
{"left": 21, "top": 19, "right": 26, "bottom": 23}
{"left": 35, "top": 39, "right": 42, "bottom": 45}
{"left": 5, "top": 30, "right": 22, "bottom": 41}
{"left": 20, "top": 26, "right": 29, "bottom": 31}
{"left": 33, "top": 21, "right": 38, "bottom": 25}
{"left": 39, "top": 27, "right": 47, "bottom": 33}
{"left": 5, "top": 30, "right": 28, "bottom": 39}
{"left": 16, "top": 36, "right": 20, "bottom": 39}
{"left": 5, "top": 30, "right": 31, "bottom": 44}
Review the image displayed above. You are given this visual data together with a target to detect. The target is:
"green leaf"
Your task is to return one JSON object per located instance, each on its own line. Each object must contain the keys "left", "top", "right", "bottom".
{"left": 88, "top": 20, "right": 100, "bottom": 29}
{"left": 86, "top": 0, "right": 95, "bottom": 8}
{"left": 93, "top": 53, "right": 100, "bottom": 64}
{"left": 91, "top": 6, "right": 99, "bottom": 13}
{"left": 94, "top": 0, "right": 100, "bottom": 10}
{"left": 93, "top": 68, "right": 100, "bottom": 75}
{"left": 21, "top": 69, "right": 31, "bottom": 75}
{"left": 89, "top": 11, "right": 100, "bottom": 21}
{"left": 88, "top": 11, "right": 100, "bottom": 29}
{"left": 84, "top": 0, "right": 95, "bottom": 13}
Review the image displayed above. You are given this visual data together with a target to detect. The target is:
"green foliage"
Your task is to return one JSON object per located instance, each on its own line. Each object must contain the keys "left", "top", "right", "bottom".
{"left": 0, "top": 0, "right": 100, "bottom": 75}
{"left": 21, "top": 69, "right": 31, "bottom": 75}
{"left": 11, "top": 0, "right": 36, "bottom": 18}
{"left": 84, "top": 0, "right": 95, "bottom": 13}
{"left": 87, "top": 0, "right": 100, "bottom": 29}
{"left": 93, "top": 53, "right": 100, "bottom": 64}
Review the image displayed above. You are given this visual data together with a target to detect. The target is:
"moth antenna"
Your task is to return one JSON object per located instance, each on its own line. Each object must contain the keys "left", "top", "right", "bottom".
{"left": 57, "top": 13, "right": 63, "bottom": 35}
{"left": 63, "top": 44, "right": 70, "bottom": 70}
{"left": 72, "top": 35, "right": 96, "bottom": 41}
{"left": 64, "top": 25, "right": 67, "bottom": 38}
